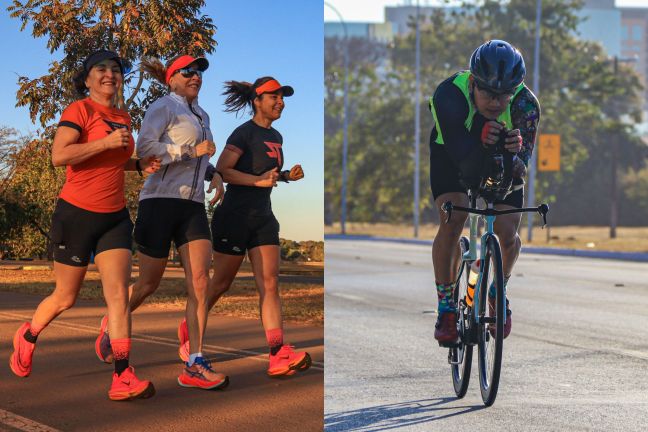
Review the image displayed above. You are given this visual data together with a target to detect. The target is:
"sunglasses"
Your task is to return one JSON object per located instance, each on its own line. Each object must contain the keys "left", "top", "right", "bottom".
{"left": 474, "top": 81, "right": 514, "bottom": 101}
{"left": 176, "top": 68, "right": 203, "bottom": 79}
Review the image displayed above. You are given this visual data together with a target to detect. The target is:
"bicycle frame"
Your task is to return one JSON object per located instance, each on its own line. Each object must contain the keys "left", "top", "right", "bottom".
{"left": 445, "top": 193, "right": 549, "bottom": 326}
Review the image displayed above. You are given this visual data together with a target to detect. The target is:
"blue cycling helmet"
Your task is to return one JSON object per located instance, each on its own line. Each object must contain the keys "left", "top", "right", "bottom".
{"left": 470, "top": 40, "right": 526, "bottom": 94}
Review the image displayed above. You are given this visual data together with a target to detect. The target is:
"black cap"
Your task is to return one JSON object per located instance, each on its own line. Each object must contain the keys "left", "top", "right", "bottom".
{"left": 83, "top": 50, "right": 132, "bottom": 75}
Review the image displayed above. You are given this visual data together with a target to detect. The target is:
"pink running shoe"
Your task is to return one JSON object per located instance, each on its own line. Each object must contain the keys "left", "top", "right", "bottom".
{"left": 178, "top": 341, "right": 190, "bottom": 363}
{"left": 178, "top": 318, "right": 188, "bottom": 345}
{"left": 108, "top": 366, "right": 155, "bottom": 401}
{"left": 177, "top": 357, "right": 229, "bottom": 390}
{"left": 267, "top": 345, "right": 312, "bottom": 377}
{"left": 177, "top": 319, "right": 189, "bottom": 362}
{"left": 95, "top": 315, "right": 113, "bottom": 364}
{"left": 9, "top": 322, "right": 36, "bottom": 378}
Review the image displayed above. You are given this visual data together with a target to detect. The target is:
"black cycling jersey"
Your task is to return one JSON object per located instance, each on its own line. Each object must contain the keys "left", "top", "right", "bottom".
{"left": 430, "top": 73, "right": 540, "bottom": 181}
{"left": 431, "top": 73, "right": 489, "bottom": 165}
{"left": 221, "top": 120, "right": 284, "bottom": 216}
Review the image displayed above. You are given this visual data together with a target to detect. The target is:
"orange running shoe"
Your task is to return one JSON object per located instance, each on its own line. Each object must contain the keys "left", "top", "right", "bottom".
{"left": 95, "top": 315, "right": 113, "bottom": 364}
{"left": 9, "top": 322, "right": 36, "bottom": 378}
{"left": 178, "top": 318, "right": 188, "bottom": 345}
{"left": 177, "top": 357, "right": 229, "bottom": 390}
{"left": 177, "top": 319, "right": 189, "bottom": 362}
{"left": 267, "top": 345, "right": 312, "bottom": 377}
{"left": 178, "top": 341, "right": 190, "bottom": 363}
{"left": 108, "top": 366, "right": 155, "bottom": 401}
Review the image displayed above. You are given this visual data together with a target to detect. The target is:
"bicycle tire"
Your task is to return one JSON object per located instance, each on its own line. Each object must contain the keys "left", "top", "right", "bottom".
{"left": 477, "top": 234, "right": 504, "bottom": 406}
{"left": 451, "top": 236, "right": 473, "bottom": 398}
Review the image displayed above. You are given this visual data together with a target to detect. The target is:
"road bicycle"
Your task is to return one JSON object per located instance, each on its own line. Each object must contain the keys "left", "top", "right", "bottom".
{"left": 442, "top": 191, "right": 548, "bottom": 406}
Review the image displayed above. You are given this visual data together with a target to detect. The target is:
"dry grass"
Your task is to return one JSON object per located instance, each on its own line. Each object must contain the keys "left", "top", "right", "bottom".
{"left": 326, "top": 223, "right": 648, "bottom": 253}
{"left": 0, "top": 263, "right": 323, "bottom": 326}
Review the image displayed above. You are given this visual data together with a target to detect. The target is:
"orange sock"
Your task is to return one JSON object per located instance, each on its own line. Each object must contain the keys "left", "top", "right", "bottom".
{"left": 266, "top": 328, "right": 283, "bottom": 355}
{"left": 111, "top": 338, "right": 131, "bottom": 375}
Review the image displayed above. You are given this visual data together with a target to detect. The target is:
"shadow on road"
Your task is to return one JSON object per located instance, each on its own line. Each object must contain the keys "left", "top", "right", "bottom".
{"left": 324, "top": 397, "right": 485, "bottom": 431}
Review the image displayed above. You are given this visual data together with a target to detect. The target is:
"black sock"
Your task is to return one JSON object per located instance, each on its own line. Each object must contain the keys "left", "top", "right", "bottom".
{"left": 270, "top": 344, "right": 283, "bottom": 356}
{"left": 115, "top": 359, "right": 129, "bottom": 375}
{"left": 23, "top": 329, "right": 38, "bottom": 344}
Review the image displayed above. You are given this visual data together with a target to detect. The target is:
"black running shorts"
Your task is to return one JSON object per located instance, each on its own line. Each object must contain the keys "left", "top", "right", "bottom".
{"left": 210, "top": 206, "right": 280, "bottom": 256}
{"left": 429, "top": 142, "right": 524, "bottom": 208}
{"left": 49, "top": 198, "right": 133, "bottom": 267}
{"left": 134, "top": 198, "right": 211, "bottom": 259}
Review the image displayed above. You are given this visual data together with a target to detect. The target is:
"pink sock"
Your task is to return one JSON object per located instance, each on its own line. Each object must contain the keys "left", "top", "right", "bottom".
{"left": 111, "top": 338, "right": 131, "bottom": 361}
{"left": 265, "top": 328, "right": 284, "bottom": 349}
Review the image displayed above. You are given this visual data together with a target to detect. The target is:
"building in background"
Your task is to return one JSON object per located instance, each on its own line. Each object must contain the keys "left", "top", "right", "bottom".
{"left": 324, "top": 22, "right": 395, "bottom": 43}
{"left": 621, "top": 7, "right": 648, "bottom": 114}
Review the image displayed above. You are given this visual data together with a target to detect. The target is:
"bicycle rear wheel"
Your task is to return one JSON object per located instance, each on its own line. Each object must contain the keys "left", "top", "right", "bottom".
{"left": 450, "top": 237, "right": 473, "bottom": 398}
{"left": 477, "top": 234, "right": 504, "bottom": 406}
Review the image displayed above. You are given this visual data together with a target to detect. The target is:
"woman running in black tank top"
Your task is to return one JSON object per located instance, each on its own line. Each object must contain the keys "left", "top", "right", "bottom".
{"left": 197, "top": 77, "right": 311, "bottom": 377}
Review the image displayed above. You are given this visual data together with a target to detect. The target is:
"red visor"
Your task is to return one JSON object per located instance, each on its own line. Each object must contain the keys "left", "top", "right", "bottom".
{"left": 254, "top": 79, "right": 294, "bottom": 97}
{"left": 165, "top": 55, "right": 209, "bottom": 84}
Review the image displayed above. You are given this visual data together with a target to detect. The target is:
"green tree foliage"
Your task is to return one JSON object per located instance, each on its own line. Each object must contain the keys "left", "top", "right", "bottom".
{"left": 2, "top": 1, "right": 217, "bottom": 257}
{"left": 325, "top": 0, "right": 647, "bottom": 226}
{"left": 1, "top": 135, "right": 64, "bottom": 258}
{"left": 8, "top": 0, "right": 216, "bottom": 129}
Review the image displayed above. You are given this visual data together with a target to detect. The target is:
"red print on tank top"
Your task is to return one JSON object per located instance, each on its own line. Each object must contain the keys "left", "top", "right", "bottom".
{"left": 264, "top": 141, "right": 283, "bottom": 166}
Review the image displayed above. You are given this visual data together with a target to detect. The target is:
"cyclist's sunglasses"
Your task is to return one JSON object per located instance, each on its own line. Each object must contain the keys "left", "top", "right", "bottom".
{"left": 176, "top": 68, "right": 203, "bottom": 79}
{"left": 474, "top": 81, "right": 514, "bottom": 101}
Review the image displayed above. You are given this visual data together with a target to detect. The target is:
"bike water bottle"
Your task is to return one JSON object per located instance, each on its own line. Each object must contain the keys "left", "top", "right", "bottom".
{"left": 466, "top": 259, "right": 480, "bottom": 307}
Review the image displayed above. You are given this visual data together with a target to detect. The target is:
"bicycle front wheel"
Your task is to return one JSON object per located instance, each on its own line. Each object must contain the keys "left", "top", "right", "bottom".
{"left": 477, "top": 234, "right": 504, "bottom": 406}
{"left": 450, "top": 237, "right": 472, "bottom": 398}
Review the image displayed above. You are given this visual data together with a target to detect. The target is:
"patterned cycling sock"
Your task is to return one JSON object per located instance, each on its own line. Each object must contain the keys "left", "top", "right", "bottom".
{"left": 436, "top": 282, "right": 456, "bottom": 313}
{"left": 266, "top": 328, "right": 284, "bottom": 355}
{"left": 24, "top": 321, "right": 47, "bottom": 343}
{"left": 112, "top": 338, "right": 131, "bottom": 375}
{"left": 488, "top": 275, "right": 511, "bottom": 298}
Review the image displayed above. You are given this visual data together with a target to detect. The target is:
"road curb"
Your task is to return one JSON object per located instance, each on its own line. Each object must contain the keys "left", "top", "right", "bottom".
{"left": 324, "top": 234, "right": 648, "bottom": 262}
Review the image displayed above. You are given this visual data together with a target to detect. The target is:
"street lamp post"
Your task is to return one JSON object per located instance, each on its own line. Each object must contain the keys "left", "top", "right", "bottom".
{"left": 611, "top": 56, "right": 619, "bottom": 239}
{"left": 609, "top": 55, "right": 636, "bottom": 238}
{"left": 413, "top": 0, "right": 421, "bottom": 238}
{"left": 325, "top": 2, "right": 350, "bottom": 235}
{"left": 527, "top": 0, "right": 542, "bottom": 242}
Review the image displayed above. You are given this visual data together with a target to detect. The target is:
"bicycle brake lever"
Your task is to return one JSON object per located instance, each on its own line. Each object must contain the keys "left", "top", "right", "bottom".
{"left": 442, "top": 201, "right": 453, "bottom": 224}
{"left": 538, "top": 203, "right": 549, "bottom": 228}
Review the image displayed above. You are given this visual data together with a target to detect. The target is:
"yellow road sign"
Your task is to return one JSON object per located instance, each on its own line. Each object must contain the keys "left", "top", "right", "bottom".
{"left": 538, "top": 134, "right": 560, "bottom": 171}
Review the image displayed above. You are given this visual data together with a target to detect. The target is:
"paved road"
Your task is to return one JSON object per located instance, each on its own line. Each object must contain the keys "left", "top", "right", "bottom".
{"left": 0, "top": 292, "right": 323, "bottom": 432}
{"left": 325, "top": 239, "right": 648, "bottom": 431}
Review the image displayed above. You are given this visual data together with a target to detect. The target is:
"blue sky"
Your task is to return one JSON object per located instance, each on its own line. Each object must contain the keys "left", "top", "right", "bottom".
{"left": 0, "top": 0, "right": 323, "bottom": 242}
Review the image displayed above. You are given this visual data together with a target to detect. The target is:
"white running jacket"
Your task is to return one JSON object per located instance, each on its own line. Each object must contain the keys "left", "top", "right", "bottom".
{"left": 136, "top": 92, "right": 215, "bottom": 203}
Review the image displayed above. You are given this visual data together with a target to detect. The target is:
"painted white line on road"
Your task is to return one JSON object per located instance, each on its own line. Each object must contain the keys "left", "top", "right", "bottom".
{"left": 0, "top": 312, "right": 323, "bottom": 370}
{"left": 0, "top": 409, "right": 60, "bottom": 432}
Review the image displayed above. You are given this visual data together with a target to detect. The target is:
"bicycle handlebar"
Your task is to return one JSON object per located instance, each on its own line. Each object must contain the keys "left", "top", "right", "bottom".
{"left": 442, "top": 201, "right": 549, "bottom": 227}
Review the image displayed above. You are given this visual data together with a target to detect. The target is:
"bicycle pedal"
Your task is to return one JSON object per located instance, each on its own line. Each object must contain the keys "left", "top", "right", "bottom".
{"left": 438, "top": 340, "right": 461, "bottom": 348}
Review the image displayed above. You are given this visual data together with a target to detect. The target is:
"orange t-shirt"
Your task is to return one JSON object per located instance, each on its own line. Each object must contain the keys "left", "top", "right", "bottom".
{"left": 57, "top": 98, "right": 135, "bottom": 213}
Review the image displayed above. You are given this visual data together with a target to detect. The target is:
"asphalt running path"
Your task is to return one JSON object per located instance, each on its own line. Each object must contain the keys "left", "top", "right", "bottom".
{"left": 325, "top": 239, "right": 648, "bottom": 431}
{"left": 0, "top": 292, "right": 322, "bottom": 431}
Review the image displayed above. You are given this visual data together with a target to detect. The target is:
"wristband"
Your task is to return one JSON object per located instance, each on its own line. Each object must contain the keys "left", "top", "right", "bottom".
{"left": 279, "top": 170, "right": 290, "bottom": 182}
{"left": 135, "top": 159, "right": 143, "bottom": 177}
{"left": 205, "top": 164, "right": 216, "bottom": 182}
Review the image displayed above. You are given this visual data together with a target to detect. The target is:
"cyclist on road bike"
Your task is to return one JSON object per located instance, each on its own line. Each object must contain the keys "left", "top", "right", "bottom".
{"left": 428, "top": 40, "right": 540, "bottom": 346}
